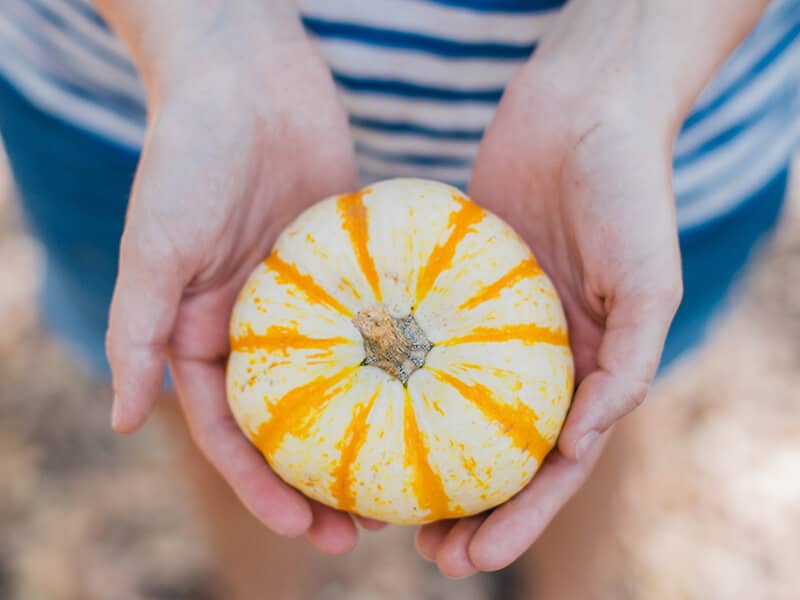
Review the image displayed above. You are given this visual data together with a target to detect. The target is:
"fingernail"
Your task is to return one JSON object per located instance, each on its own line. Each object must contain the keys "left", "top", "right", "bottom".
{"left": 576, "top": 431, "right": 600, "bottom": 461}
{"left": 111, "top": 395, "right": 122, "bottom": 430}
{"left": 443, "top": 571, "right": 476, "bottom": 581}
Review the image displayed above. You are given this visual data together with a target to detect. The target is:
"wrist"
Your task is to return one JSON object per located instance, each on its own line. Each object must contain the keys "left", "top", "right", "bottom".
{"left": 527, "top": 0, "right": 770, "bottom": 143}
{"left": 94, "top": 0, "right": 309, "bottom": 106}
{"left": 506, "top": 57, "right": 677, "bottom": 162}
{"left": 527, "top": 7, "right": 681, "bottom": 143}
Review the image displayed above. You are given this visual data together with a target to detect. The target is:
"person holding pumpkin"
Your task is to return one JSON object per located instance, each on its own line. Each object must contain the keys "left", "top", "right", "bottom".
{"left": 1, "top": 0, "right": 798, "bottom": 598}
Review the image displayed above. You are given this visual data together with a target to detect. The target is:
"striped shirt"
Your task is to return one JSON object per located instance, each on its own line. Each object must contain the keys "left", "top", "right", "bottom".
{"left": 1, "top": 0, "right": 799, "bottom": 231}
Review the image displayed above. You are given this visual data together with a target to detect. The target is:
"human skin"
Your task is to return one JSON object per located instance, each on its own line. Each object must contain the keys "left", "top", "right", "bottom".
{"left": 96, "top": 0, "right": 771, "bottom": 574}
{"left": 415, "top": 0, "right": 771, "bottom": 578}
{"left": 95, "top": 0, "right": 375, "bottom": 555}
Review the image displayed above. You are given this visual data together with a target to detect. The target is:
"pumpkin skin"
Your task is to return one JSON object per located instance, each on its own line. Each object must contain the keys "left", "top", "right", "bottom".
{"left": 226, "top": 178, "right": 573, "bottom": 525}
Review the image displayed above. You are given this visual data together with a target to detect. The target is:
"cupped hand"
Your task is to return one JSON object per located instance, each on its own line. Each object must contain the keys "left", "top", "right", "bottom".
{"left": 417, "top": 59, "right": 684, "bottom": 576}
{"left": 105, "top": 34, "right": 373, "bottom": 554}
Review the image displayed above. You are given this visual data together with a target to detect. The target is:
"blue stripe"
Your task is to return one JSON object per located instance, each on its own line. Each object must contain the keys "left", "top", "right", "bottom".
{"left": 674, "top": 120, "right": 753, "bottom": 171}
{"left": 355, "top": 141, "right": 473, "bottom": 167}
{"left": 47, "top": 68, "right": 145, "bottom": 120}
{"left": 350, "top": 115, "right": 484, "bottom": 140}
{"left": 7, "top": 14, "right": 145, "bottom": 118}
{"left": 0, "top": 72, "right": 139, "bottom": 157}
{"left": 27, "top": 0, "right": 138, "bottom": 75}
{"left": 677, "top": 165, "right": 789, "bottom": 239}
{"left": 675, "top": 117, "right": 799, "bottom": 212}
{"left": 412, "top": 0, "right": 565, "bottom": 14}
{"left": 674, "top": 78, "right": 799, "bottom": 169}
{"left": 660, "top": 167, "right": 788, "bottom": 371}
{"left": 683, "top": 21, "right": 800, "bottom": 131}
{"left": 333, "top": 71, "right": 503, "bottom": 102}
{"left": 60, "top": 0, "right": 111, "bottom": 30}
{"left": 302, "top": 16, "right": 535, "bottom": 60}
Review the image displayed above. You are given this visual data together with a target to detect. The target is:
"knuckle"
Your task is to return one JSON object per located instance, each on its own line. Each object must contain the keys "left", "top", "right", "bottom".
{"left": 104, "top": 320, "right": 128, "bottom": 367}
{"left": 626, "top": 380, "right": 650, "bottom": 411}
{"left": 190, "top": 424, "right": 222, "bottom": 469}
{"left": 640, "top": 276, "right": 683, "bottom": 317}
{"left": 195, "top": 417, "right": 253, "bottom": 477}
{"left": 664, "top": 276, "right": 684, "bottom": 311}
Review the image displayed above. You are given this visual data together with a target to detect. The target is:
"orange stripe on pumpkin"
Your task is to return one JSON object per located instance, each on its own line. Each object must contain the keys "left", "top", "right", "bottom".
{"left": 265, "top": 252, "right": 352, "bottom": 317}
{"left": 459, "top": 258, "right": 542, "bottom": 310}
{"left": 339, "top": 277, "right": 363, "bottom": 300}
{"left": 403, "top": 388, "right": 456, "bottom": 521}
{"left": 252, "top": 367, "right": 356, "bottom": 458}
{"left": 337, "top": 190, "right": 383, "bottom": 302}
{"left": 329, "top": 384, "right": 382, "bottom": 512}
{"left": 230, "top": 324, "right": 350, "bottom": 354}
{"left": 461, "top": 454, "right": 489, "bottom": 490}
{"left": 432, "top": 370, "right": 553, "bottom": 462}
{"left": 438, "top": 323, "right": 568, "bottom": 347}
{"left": 415, "top": 195, "right": 485, "bottom": 305}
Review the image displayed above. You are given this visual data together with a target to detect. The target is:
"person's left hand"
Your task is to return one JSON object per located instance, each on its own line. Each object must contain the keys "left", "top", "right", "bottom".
{"left": 414, "top": 53, "right": 684, "bottom": 577}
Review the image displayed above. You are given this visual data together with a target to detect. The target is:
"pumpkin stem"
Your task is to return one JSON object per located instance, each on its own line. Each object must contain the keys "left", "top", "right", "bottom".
{"left": 353, "top": 306, "right": 433, "bottom": 385}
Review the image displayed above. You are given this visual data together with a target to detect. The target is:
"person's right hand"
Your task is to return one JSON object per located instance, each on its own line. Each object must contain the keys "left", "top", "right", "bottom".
{"left": 100, "top": 2, "right": 372, "bottom": 554}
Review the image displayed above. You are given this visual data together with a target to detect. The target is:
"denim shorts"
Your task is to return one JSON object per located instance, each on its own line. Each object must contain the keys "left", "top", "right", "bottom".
{"left": 0, "top": 75, "right": 788, "bottom": 380}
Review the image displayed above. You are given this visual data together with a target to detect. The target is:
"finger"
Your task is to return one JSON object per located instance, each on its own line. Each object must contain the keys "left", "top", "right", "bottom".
{"left": 415, "top": 519, "right": 456, "bottom": 562}
{"left": 355, "top": 516, "right": 388, "bottom": 531}
{"left": 106, "top": 186, "right": 186, "bottom": 433}
{"left": 170, "top": 356, "right": 313, "bottom": 537}
{"left": 560, "top": 285, "right": 681, "bottom": 461}
{"left": 306, "top": 501, "right": 359, "bottom": 555}
{"left": 435, "top": 515, "right": 484, "bottom": 578}
{"left": 468, "top": 436, "right": 607, "bottom": 572}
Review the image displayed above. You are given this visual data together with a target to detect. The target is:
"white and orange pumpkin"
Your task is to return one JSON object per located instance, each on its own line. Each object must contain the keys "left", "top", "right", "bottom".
{"left": 226, "top": 178, "right": 573, "bottom": 525}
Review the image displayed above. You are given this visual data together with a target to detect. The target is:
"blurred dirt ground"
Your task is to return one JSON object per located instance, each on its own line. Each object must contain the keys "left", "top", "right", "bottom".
{"left": 1, "top": 152, "right": 799, "bottom": 600}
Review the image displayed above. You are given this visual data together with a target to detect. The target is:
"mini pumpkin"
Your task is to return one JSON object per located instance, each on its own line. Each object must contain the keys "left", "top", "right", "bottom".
{"left": 227, "top": 178, "right": 573, "bottom": 525}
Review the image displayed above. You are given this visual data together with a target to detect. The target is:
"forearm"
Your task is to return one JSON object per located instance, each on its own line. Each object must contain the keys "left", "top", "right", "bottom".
{"left": 532, "top": 0, "right": 770, "bottom": 135}
{"left": 92, "top": 0, "right": 306, "bottom": 100}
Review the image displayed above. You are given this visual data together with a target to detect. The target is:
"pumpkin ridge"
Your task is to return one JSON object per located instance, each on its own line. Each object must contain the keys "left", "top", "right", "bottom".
{"left": 431, "top": 369, "right": 553, "bottom": 463}
{"left": 264, "top": 251, "right": 353, "bottom": 317}
{"left": 252, "top": 367, "right": 357, "bottom": 459}
{"left": 459, "top": 257, "right": 543, "bottom": 310}
{"left": 414, "top": 194, "right": 486, "bottom": 305}
{"left": 403, "top": 387, "right": 456, "bottom": 521}
{"left": 337, "top": 190, "right": 383, "bottom": 302}
{"left": 329, "top": 384, "right": 382, "bottom": 512}
{"left": 437, "top": 323, "right": 569, "bottom": 347}
{"left": 432, "top": 423, "right": 491, "bottom": 492}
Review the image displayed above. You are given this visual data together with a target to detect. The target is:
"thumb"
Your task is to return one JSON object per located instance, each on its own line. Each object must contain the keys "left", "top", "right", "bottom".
{"left": 106, "top": 205, "right": 185, "bottom": 433}
{"left": 558, "top": 279, "right": 683, "bottom": 461}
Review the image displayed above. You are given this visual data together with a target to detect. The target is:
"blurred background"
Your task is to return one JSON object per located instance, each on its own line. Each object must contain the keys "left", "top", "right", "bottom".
{"left": 1, "top": 147, "right": 799, "bottom": 599}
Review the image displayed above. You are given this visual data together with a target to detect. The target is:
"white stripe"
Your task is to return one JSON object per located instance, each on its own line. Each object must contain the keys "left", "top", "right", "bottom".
{"left": 674, "top": 108, "right": 791, "bottom": 197}
{"left": 340, "top": 92, "right": 496, "bottom": 131}
{"left": 356, "top": 153, "right": 472, "bottom": 184}
{"left": 299, "top": 0, "right": 557, "bottom": 45}
{"left": 351, "top": 125, "right": 480, "bottom": 157}
{"left": 0, "top": 0, "right": 797, "bottom": 236}
{"left": 5, "top": 1, "right": 144, "bottom": 99}
{"left": 675, "top": 43, "right": 800, "bottom": 157}
{"left": 0, "top": 53, "right": 144, "bottom": 149}
{"left": 313, "top": 37, "right": 525, "bottom": 88}
{"left": 676, "top": 119, "right": 800, "bottom": 228}
{"left": 33, "top": 0, "right": 133, "bottom": 65}
{"left": 691, "top": 9, "right": 799, "bottom": 113}
{"left": 763, "top": 0, "right": 797, "bottom": 18}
